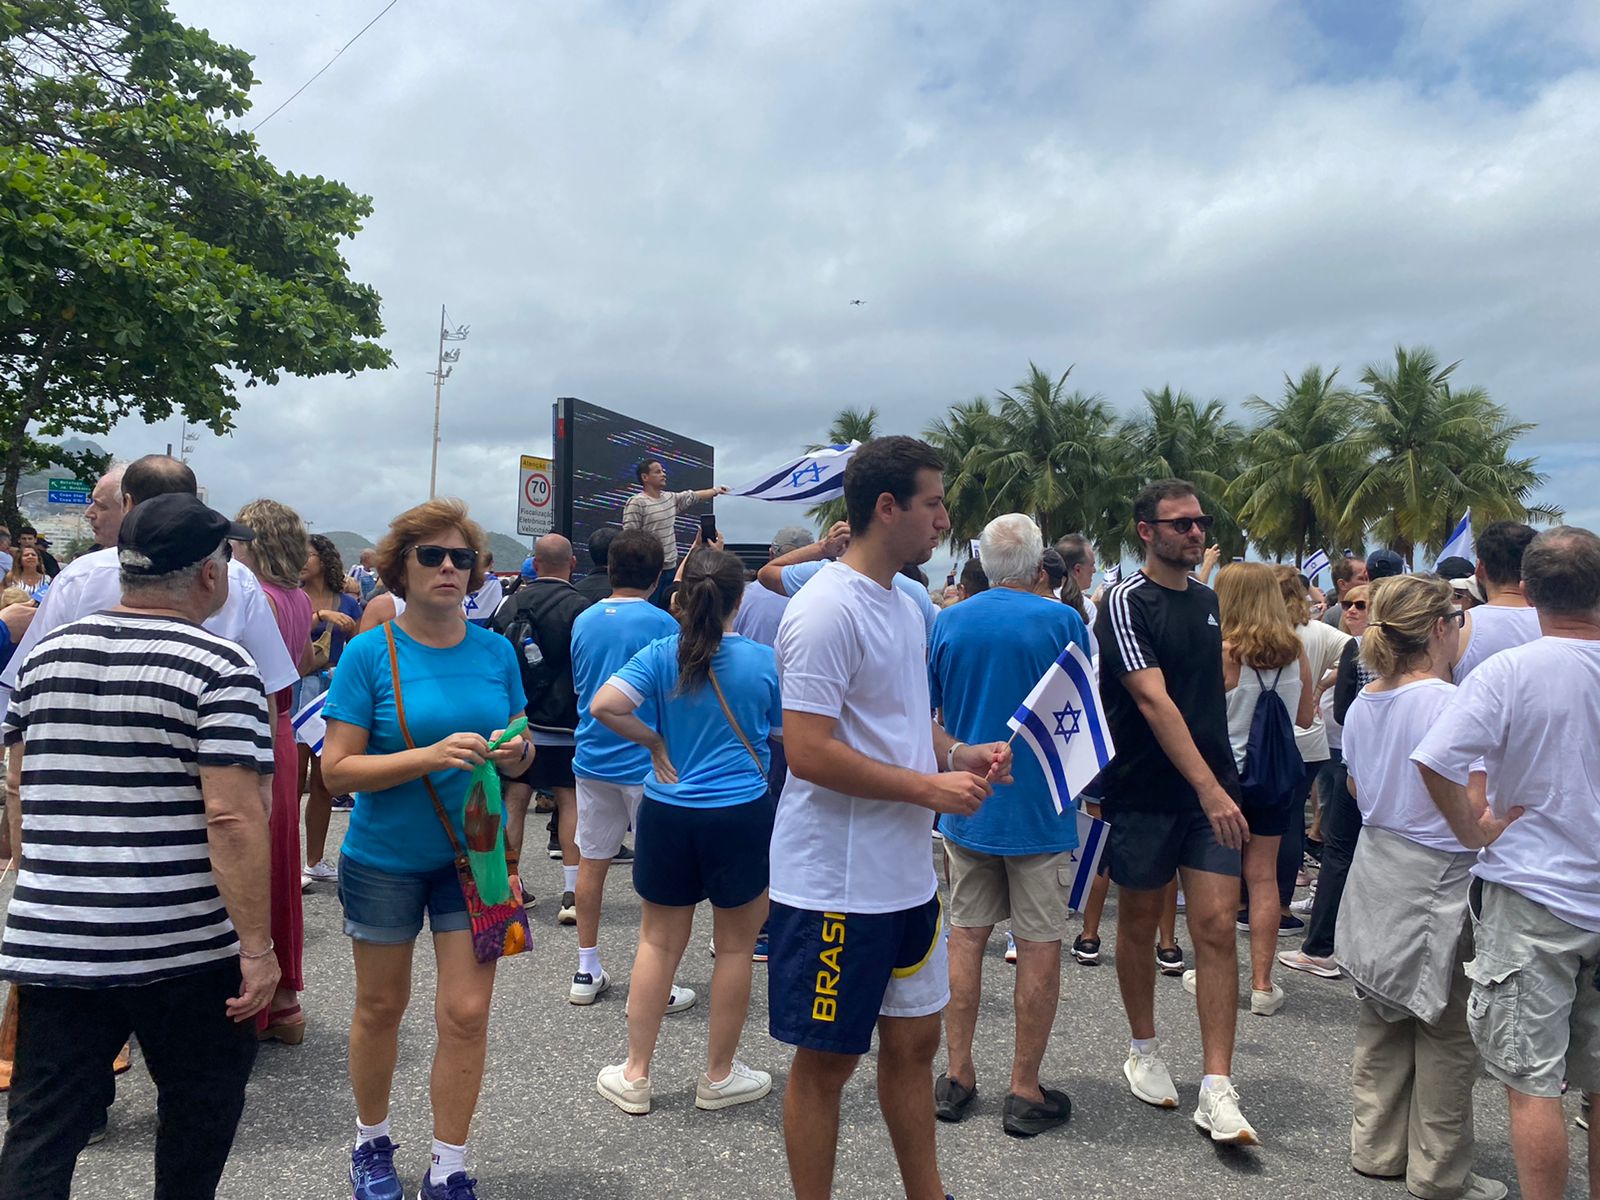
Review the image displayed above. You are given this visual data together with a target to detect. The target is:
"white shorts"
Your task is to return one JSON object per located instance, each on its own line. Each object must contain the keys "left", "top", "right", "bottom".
{"left": 575, "top": 778, "right": 643, "bottom": 861}
{"left": 879, "top": 921, "right": 951, "bottom": 1020}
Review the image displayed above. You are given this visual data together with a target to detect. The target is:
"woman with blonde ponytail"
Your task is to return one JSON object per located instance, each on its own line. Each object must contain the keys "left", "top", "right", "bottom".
{"left": 1334, "top": 575, "right": 1504, "bottom": 1200}
{"left": 590, "top": 548, "right": 784, "bottom": 1116}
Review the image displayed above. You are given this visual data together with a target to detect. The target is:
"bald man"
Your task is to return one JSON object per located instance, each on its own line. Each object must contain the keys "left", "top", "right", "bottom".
{"left": 491, "top": 533, "right": 595, "bottom": 922}
{"left": 86, "top": 466, "right": 126, "bottom": 550}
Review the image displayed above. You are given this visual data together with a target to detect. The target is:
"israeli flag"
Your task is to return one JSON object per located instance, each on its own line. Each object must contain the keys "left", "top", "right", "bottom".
{"left": 1302, "top": 549, "right": 1331, "bottom": 582}
{"left": 292, "top": 691, "right": 327, "bottom": 756}
{"left": 1438, "top": 509, "right": 1474, "bottom": 567}
{"left": 1006, "top": 643, "right": 1116, "bottom": 815}
{"left": 1067, "top": 808, "right": 1109, "bottom": 912}
{"left": 730, "top": 442, "right": 859, "bottom": 503}
{"left": 1102, "top": 563, "right": 1121, "bottom": 587}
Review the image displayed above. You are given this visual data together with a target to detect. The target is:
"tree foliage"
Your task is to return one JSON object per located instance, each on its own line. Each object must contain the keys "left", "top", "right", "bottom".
{"left": 0, "top": 0, "right": 391, "bottom": 524}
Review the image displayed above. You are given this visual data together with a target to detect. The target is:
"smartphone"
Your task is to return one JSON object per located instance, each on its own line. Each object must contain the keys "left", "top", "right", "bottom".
{"left": 700, "top": 513, "right": 718, "bottom": 543}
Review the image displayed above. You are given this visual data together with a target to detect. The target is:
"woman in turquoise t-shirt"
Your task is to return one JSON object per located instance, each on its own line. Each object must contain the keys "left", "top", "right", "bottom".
{"left": 590, "top": 548, "right": 782, "bottom": 1116}
{"left": 322, "top": 499, "right": 530, "bottom": 1200}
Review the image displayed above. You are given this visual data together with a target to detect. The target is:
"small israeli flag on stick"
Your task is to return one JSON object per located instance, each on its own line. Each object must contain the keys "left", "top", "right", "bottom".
{"left": 1437, "top": 509, "right": 1474, "bottom": 567}
{"left": 1068, "top": 809, "right": 1109, "bottom": 912}
{"left": 1005, "top": 643, "right": 1116, "bottom": 815}
{"left": 1302, "top": 549, "right": 1331, "bottom": 582}
{"left": 730, "top": 442, "right": 860, "bottom": 503}
{"left": 292, "top": 691, "right": 328, "bottom": 756}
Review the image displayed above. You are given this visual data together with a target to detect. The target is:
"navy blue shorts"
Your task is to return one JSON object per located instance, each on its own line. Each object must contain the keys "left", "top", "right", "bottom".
{"left": 632, "top": 793, "right": 775, "bottom": 908}
{"left": 337, "top": 853, "right": 469, "bottom": 944}
{"left": 1106, "top": 805, "right": 1240, "bottom": 890}
{"left": 767, "top": 895, "right": 949, "bottom": 1056}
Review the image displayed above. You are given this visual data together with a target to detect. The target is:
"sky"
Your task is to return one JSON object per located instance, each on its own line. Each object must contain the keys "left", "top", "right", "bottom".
{"left": 98, "top": 0, "right": 1600, "bottom": 551}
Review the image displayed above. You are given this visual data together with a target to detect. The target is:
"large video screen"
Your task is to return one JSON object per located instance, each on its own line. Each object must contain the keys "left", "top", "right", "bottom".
{"left": 553, "top": 397, "right": 716, "bottom": 575}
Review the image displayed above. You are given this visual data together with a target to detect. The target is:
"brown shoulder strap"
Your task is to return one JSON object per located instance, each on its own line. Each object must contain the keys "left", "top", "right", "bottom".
{"left": 707, "top": 666, "right": 765, "bottom": 779}
{"left": 384, "top": 622, "right": 466, "bottom": 858}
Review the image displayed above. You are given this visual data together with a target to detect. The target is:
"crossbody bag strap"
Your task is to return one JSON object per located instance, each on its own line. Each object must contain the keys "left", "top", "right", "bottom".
{"left": 707, "top": 665, "right": 765, "bottom": 779}
{"left": 384, "top": 622, "right": 467, "bottom": 859}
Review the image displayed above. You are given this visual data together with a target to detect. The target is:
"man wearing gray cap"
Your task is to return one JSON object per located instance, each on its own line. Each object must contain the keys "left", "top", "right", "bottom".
{"left": 0, "top": 494, "right": 277, "bottom": 1200}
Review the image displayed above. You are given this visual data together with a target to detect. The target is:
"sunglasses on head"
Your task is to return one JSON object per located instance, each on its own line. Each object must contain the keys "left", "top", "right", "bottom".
{"left": 410, "top": 544, "right": 478, "bottom": 571}
{"left": 1147, "top": 515, "right": 1215, "bottom": 534}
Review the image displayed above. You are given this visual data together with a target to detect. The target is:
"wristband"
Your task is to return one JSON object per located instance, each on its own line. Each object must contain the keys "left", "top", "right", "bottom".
{"left": 946, "top": 741, "right": 964, "bottom": 773}
{"left": 239, "top": 939, "right": 275, "bottom": 960}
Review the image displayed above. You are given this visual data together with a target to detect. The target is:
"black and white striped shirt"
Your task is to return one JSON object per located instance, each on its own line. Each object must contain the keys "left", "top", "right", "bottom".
{"left": 0, "top": 612, "right": 274, "bottom": 987}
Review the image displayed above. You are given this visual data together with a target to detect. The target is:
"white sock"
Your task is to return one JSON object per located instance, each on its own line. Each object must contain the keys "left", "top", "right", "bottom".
{"left": 355, "top": 1116, "right": 390, "bottom": 1149}
{"left": 1201, "top": 1073, "right": 1232, "bottom": 1092}
{"left": 429, "top": 1138, "right": 467, "bottom": 1184}
{"left": 578, "top": 945, "right": 602, "bottom": 978}
{"left": 563, "top": 865, "right": 579, "bottom": 893}
{"left": 1130, "top": 1037, "right": 1157, "bottom": 1056}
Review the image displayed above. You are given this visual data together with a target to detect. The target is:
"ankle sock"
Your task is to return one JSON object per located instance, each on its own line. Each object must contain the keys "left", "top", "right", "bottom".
{"left": 578, "top": 945, "right": 602, "bottom": 978}
{"left": 563, "top": 865, "right": 579, "bottom": 893}
{"left": 1130, "top": 1037, "right": 1157, "bottom": 1056}
{"left": 1201, "top": 1074, "right": 1232, "bottom": 1092}
{"left": 429, "top": 1137, "right": 466, "bottom": 1184}
{"left": 356, "top": 1117, "right": 390, "bottom": 1149}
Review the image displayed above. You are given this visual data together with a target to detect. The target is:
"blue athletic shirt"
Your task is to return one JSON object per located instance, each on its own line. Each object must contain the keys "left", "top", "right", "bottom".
{"left": 608, "top": 633, "right": 782, "bottom": 808}
{"left": 928, "top": 587, "right": 1091, "bottom": 855}
{"left": 571, "top": 597, "right": 679, "bottom": 783}
{"left": 324, "top": 621, "right": 525, "bottom": 874}
{"left": 780, "top": 560, "right": 936, "bottom": 644}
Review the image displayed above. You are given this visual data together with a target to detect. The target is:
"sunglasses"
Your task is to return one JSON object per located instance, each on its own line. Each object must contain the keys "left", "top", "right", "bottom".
{"left": 411, "top": 544, "right": 478, "bottom": 571}
{"left": 1347, "top": 599, "right": 1368, "bottom": 611}
{"left": 1447, "top": 608, "right": 1466, "bottom": 627}
{"left": 1147, "top": 515, "right": 1215, "bottom": 534}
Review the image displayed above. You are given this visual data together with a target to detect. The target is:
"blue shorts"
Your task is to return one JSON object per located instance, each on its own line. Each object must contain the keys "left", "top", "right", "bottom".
{"left": 1106, "top": 806, "right": 1240, "bottom": 890}
{"left": 337, "top": 853, "right": 470, "bottom": 944}
{"left": 767, "top": 895, "right": 949, "bottom": 1056}
{"left": 632, "top": 793, "right": 775, "bottom": 909}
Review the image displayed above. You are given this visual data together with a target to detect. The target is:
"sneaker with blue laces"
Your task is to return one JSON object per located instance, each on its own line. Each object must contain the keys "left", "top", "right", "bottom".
{"left": 349, "top": 1136, "right": 402, "bottom": 1200}
{"left": 419, "top": 1169, "right": 478, "bottom": 1200}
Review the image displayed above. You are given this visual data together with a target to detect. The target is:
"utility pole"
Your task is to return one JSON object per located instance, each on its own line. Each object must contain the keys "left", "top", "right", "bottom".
{"left": 428, "top": 305, "right": 470, "bottom": 499}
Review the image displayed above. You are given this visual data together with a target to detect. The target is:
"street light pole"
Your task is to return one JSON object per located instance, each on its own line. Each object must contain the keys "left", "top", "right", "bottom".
{"left": 428, "top": 305, "right": 470, "bottom": 499}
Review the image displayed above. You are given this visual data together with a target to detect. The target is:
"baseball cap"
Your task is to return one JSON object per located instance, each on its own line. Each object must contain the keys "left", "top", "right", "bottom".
{"left": 118, "top": 494, "right": 253, "bottom": 577}
{"left": 1365, "top": 548, "right": 1406, "bottom": 580}
{"left": 1450, "top": 576, "right": 1485, "bottom": 603}
{"left": 1435, "top": 555, "right": 1475, "bottom": 580}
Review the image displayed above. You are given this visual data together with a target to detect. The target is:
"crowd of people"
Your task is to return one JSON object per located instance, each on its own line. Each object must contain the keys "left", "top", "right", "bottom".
{"left": 0, "top": 441, "right": 1594, "bottom": 1200}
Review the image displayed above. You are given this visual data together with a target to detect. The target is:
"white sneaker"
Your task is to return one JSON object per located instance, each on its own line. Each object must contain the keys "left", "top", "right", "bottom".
{"left": 1250, "top": 983, "right": 1285, "bottom": 1016}
{"left": 1193, "top": 1079, "right": 1259, "bottom": 1144}
{"left": 1123, "top": 1044, "right": 1179, "bottom": 1108}
{"left": 1175, "top": 890, "right": 1186, "bottom": 912}
{"left": 695, "top": 1060, "right": 772, "bottom": 1110}
{"left": 557, "top": 891, "right": 577, "bottom": 924}
{"left": 1290, "top": 886, "right": 1316, "bottom": 915}
{"left": 1277, "top": 949, "right": 1341, "bottom": 979}
{"left": 1181, "top": 968, "right": 1198, "bottom": 996}
{"left": 666, "top": 984, "right": 697, "bottom": 1014}
{"left": 303, "top": 859, "right": 338, "bottom": 883}
{"left": 569, "top": 969, "right": 610, "bottom": 1005}
{"left": 597, "top": 1063, "right": 651, "bottom": 1114}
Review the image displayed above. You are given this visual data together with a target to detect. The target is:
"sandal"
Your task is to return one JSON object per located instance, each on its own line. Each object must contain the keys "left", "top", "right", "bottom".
{"left": 259, "top": 1004, "right": 306, "bottom": 1046}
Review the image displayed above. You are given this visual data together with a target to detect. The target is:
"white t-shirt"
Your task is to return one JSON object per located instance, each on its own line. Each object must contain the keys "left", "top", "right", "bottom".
{"left": 1412, "top": 636, "right": 1600, "bottom": 933}
{"left": 1343, "top": 678, "right": 1468, "bottom": 853}
{"left": 771, "top": 561, "right": 937, "bottom": 914}
{"left": 1294, "top": 620, "right": 1351, "bottom": 762}
{"left": 0, "top": 547, "right": 298, "bottom": 714}
{"left": 1451, "top": 604, "right": 1541, "bottom": 683}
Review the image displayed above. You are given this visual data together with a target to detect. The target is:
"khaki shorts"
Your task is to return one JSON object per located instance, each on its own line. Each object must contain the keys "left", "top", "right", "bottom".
{"left": 943, "top": 841, "right": 1071, "bottom": 943}
{"left": 1464, "top": 878, "right": 1600, "bottom": 1097}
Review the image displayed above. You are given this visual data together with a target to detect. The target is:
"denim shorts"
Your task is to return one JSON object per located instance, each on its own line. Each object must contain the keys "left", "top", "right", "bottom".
{"left": 337, "top": 853, "right": 470, "bottom": 944}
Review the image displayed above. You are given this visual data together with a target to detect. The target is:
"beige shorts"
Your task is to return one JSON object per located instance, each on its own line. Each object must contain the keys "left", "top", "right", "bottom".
{"left": 1465, "top": 878, "right": 1600, "bottom": 1097}
{"left": 943, "top": 841, "right": 1071, "bottom": 943}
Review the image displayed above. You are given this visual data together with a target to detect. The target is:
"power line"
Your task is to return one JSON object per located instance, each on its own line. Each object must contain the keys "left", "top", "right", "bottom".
{"left": 250, "top": 0, "right": 402, "bottom": 133}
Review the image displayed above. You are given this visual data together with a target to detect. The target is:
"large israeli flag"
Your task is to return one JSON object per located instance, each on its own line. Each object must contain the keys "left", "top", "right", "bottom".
{"left": 730, "top": 442, "right": 859, "bottom": 503}
{"left": 1006, "top": 643, "right": 1116, "bottom": 815}
{"left": 292, "top": 691, "right": 328, "bottom": 756}
{"left": 1437, "top": 509, "right": 1474, "bottom": 567}
{"left": 1302, "top": 549, "right": 1331, "bottom": 582}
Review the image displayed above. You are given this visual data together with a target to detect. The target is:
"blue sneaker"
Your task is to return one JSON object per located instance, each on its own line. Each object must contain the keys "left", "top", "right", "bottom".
{"left": 752, "top": 932, "right": 769, "bottom": 962}
{"left": 419, "top": 1170, "right": 478, "bottom": 1200}
{"left": 349, "top": 1136, "right": 402, "bottom": 1200}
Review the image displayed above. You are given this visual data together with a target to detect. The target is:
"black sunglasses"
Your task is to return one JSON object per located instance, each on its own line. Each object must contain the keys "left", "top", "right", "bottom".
{"left": 411, "top": 544, "right": 478, "bottom": 571}
{"left": 1147, "top": 515, "right": 1215, "bottom": 534}
{"left": 1447, "top": 608, "right": 1466, "bottom": 627}
{"left": 1347, "top": 599, "right": 1368, "bottom": 611}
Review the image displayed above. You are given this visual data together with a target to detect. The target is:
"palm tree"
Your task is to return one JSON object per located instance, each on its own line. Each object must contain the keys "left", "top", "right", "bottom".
{"left": 924, "top": 395, "right": 1003, "bottom": 551}
{"left": 1342, "top": 346, "right": 1561, "bottom": 561}
{"left": 1228, "top": 366, "right": 1368, "bottom": 563}
{"left": 806, "top": 405, "right": 878, "bottom": 528}
{"left": 1117, "top": 386, "right": 1246, "bottom": 559}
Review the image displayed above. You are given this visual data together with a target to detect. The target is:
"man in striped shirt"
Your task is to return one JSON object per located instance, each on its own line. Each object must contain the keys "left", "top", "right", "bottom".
{"left": 0, "top": 494, "right": 277, "bottom": 1200}
{"left": 621, "top": 456, "right": 727, "bottom": 606}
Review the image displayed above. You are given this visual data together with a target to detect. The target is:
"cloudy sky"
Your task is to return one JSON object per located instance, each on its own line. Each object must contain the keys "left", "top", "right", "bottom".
{"left": 101, "top": 0, "right": 1600, "bottom": 548}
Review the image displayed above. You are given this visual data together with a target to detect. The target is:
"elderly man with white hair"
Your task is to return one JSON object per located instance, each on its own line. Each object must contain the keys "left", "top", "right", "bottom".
{"left": 927, "top": 512, "right": 1090, "bottom": 1137}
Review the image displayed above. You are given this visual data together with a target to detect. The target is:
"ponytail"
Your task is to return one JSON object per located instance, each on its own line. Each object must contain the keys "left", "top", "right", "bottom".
{"left": 675, "top": 549, "right": 747, "bottom": 693}
{"left": 1359, "top": 575, "right": 1452, "bottom": 678}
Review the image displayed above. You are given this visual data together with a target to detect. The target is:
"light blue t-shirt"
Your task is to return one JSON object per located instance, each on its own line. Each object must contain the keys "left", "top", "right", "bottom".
{"left": 324, "top": 622, "right": 526, "bottom": 873}
{"left": 610, "top": 634, "right": 782, "bottom": 808}
{"left": 780, "top": 560, "right": 936, "bottom": 644}
{"left": 571, "top": 597, "right": 678, "bottom": 783}
{"left": 929, "top": 588, "right": 1091, "bottom": 855}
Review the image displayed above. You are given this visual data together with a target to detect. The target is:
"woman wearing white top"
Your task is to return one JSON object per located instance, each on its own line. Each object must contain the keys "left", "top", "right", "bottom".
{"left": 1334, "top": 575, "right": 1505, "bottom": 1200}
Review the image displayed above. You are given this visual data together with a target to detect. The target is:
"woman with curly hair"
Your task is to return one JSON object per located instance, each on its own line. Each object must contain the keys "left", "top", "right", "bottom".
{"left": 299, "top": 533, "right": 363, "bottom": 885}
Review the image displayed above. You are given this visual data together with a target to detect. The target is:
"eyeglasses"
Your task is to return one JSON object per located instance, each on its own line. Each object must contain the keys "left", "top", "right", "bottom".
{"left": 1447, "top": 608, "right": 1466, "bottom": 627}
{"left": 1346, "top": 599, "right": 1368, "bottom": 611}
{"left": 221, "top": 540, "right": 233, "bottom": 562}
{"left": 1146, "top": 515, "right": 1215, "bottom": 534}
{"left": 411, "top": 544, "right": 478, "bottom": 571}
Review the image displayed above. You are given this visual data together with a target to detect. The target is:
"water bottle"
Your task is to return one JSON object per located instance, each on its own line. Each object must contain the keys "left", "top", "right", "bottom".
{"left": 521, "top": 636, "right": 543, "bottom": 668}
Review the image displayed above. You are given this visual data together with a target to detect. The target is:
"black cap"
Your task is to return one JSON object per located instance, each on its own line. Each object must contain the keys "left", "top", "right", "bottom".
{"left": 118, "top": 494, "right": 253, "bottom": 577}
{"left": 1436, "top": 555, "right": 1475, "bottom": 580}
{"left": 1366, "top": 548, "right": 1406, "bottom": 580}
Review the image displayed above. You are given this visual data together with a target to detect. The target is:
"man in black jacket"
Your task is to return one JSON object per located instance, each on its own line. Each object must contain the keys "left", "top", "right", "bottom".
{"left": 492, "top": 533, "right": 593, "bottom": 923}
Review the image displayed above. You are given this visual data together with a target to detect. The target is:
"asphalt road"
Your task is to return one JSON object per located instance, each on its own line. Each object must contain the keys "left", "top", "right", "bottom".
{"left": 21, "top": 816, "right": 1590, "bottom": 1199}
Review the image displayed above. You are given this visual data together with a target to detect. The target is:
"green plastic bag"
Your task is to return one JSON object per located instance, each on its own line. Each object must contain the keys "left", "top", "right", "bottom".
{"left": 462, "top": 718, "right": 527, "bottom": 907}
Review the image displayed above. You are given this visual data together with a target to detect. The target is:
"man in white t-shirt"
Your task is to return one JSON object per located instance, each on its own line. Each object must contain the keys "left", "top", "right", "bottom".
{"left": 1413, "top": 526, "right": 1600, "bottom": 1200}
{"left": 756, "top": 519, "right": 939, "bottom": 641}
{"left": 768, "top": 436, "right": 1012, "bottom": 1200}
{"left": 1450, "top": 520, "right": 1540, "bottom": 682}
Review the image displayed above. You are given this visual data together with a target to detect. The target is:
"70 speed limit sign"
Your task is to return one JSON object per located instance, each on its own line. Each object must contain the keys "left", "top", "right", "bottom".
{"left": 517, "top": 454, "right": 554, "bottom": 536}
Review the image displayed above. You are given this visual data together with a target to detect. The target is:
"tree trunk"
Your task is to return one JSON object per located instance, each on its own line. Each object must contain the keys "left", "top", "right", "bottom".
{"left": 1, "top": 323, "right": 67, "bottom": 529}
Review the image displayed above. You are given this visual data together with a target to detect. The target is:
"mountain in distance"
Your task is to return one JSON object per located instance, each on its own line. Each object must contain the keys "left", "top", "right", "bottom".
{"left": 320, "top": 530, "right": 530, "bottom": 575}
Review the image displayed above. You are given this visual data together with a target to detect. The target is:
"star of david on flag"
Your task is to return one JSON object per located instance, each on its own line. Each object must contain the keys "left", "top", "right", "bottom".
{"left": 1006, "top": 642, "right": 1115, "bottom": 815}
{"left": 730, "top": 442, "right": 860, "bottom": 503}
{"left": 1301, "top": 549, "right": 1331, "bottom": 582}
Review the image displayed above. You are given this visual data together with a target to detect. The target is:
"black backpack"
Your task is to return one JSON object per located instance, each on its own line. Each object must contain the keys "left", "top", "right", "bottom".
{"left": 495, "top": 595, "right": 552, "bottom": 706}
{"left": 1238, "top": 668, "right": 1301, "bottom": 807}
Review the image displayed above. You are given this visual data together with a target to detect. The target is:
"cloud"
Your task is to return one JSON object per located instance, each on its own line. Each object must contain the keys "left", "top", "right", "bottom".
{"left": 94, "top": 0, "right": 1599, "bottom": 548}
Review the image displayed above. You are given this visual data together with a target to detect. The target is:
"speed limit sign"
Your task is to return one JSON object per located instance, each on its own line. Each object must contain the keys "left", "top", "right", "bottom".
{"left": 517, "top": 454, "right": 554, "bottom": 536}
